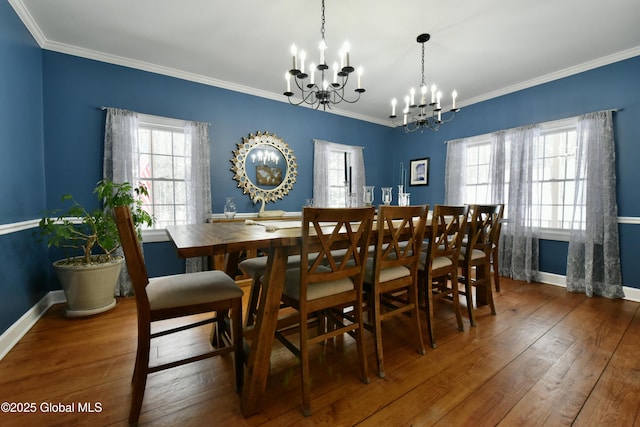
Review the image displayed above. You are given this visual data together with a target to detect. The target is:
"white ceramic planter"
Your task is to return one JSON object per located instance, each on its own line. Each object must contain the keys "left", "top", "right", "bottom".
{"left": 53, "top": 256, "right": 125, "bottom": 318}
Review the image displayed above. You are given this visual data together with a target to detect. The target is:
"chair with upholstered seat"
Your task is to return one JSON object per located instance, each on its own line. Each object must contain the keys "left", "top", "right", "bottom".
{"left": 275, "top": 206, "right": 374, "bottom": 416}
{"left": 458, "top": 204, "right": 501, "bottom": 326}
{"left": 113, "top": 205, "right": 244, "bottom": 424}
{"left": 418, "top": 204, "right": 468, "bottom": 348}
{"left": 364, "top": 204, "right": 428, "bottom": 378}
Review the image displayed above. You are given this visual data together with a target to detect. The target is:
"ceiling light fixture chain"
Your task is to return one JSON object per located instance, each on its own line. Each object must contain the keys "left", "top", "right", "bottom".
{"left": 283, "top": 0, "right": 365, "bottom": 110}
{"left": 389, "top": 33, "right": 460, "bottom": 132}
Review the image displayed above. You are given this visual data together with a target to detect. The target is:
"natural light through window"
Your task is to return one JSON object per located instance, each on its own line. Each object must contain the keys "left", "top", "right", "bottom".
{"left": 136, "top": 117, "right": 188, "bottom": 229}
{"left": 462, "top": 118, "right": 583, "bottom": 231}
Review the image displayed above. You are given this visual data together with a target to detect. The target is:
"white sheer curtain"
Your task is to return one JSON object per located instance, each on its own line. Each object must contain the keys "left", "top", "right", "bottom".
{"left": 566, "top": 111, "right": 623, "bottom": 298}
{"left": 183, "top": 121, "right": 212, "bottom": 273}
{"left": 103, "top": 108, "right": 139, "bottom": 296}
{"left": 444, "top": 138, "right": 466, "bottom": 204}
{"left": 496, "top": 126, "right": 541, "bottom": 282}
{"left": 313, "top": 139, "right": 365, "bottom": 207}
{"left": 445, "top": 125, "right": 541, "bottom": 282}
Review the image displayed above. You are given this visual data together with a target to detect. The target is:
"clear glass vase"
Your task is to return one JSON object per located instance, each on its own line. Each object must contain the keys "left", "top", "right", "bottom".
{"left": 363, "top": 186, "right": 375, "bottom": 207}
{"left": 224, "top": 197, "right": 237, "bottom": 219}
{"left": 381, "top": 187, "right": 392, "bottom": 206}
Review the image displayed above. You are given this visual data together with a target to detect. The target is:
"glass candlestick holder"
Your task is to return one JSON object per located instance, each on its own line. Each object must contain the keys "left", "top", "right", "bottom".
{"left": 363, "top": 186, "right": 375, "bottom": 207}
{"left": 381, "top": 187, "right": 392, "bottom": 206}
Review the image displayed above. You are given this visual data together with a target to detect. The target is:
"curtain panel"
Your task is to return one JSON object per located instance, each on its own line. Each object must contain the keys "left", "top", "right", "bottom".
{"left": 103, "top": 108, "right": 140, "bottom": 296}
{"left": 566, "top": 111, "right": 623, "bottom": 298}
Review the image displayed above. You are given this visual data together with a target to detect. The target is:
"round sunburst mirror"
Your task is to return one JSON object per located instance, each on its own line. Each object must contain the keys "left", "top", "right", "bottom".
{"left": 231, "top": 131, "right": 297, "bottom": 208}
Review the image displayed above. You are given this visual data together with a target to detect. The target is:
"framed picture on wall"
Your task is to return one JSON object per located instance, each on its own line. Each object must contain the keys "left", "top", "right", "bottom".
{"left": 409, "top": 158, "right": 429, "bottom": 186}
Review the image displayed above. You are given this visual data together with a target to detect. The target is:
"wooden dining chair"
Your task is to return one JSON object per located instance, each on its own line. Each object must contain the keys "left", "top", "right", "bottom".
{"left": 275, "top": 206, "right": 375, "bottom": 416}
{"left": 418, "top": 204, "right": 468, "bottom": 348}
{"left": 364, "top": 204, "right": 428, "bottom": 378}
{"left": 113, "top": 206, "right": 244, "bottom": 425}
{"left": 458, "top": 204, "right": 501, "bottom": 327}
{"left": 491, "top": 204, "right": 505, "bottom": 292}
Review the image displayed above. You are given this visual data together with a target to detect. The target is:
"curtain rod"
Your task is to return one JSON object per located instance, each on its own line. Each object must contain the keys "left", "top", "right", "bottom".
{"left": 99, "top": 106, "right": 210, "bottom": 126}
{"left": 443, "top": 108, "right": 623, "bottom": 144}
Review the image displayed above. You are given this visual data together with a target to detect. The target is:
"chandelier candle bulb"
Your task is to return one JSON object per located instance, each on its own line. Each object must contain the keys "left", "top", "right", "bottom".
{"left": 300, "top": 50, "right": 306, "bottom": 74}
{"left": 410, "top": 87, "right": 416, "bottom": 107}
{"left": 452, "top": 90, "right": 457, "bottom": 110}
{"left": 391, "top": 98, "right": 397, "bottom": 116}
{"left": 436, "top": 91, "right": 442, "bottom": 109}
{"left": 319, "top": 39, "right": 327, "bottom": 65}
{"left": 286, "top": 72, "right": 291, "bottom": 93}
{"left": 309, "top": 64, "right": 315, "bottom": 84}
{"left": 357, "top": 67, "right": 363, "bottom": 89}
{"left": 291, "top": 44, "right": 298, "bottom": 70}
{"left": 421, "top": 85, "right": 427, "bottom": 105}
{"left": 431, "top": 84, "right": 436, "bottom": 103}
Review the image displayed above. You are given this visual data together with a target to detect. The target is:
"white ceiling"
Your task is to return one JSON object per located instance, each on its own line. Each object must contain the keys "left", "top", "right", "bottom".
{"left": 10, "top": 0, "right": 640, "bottom": 126}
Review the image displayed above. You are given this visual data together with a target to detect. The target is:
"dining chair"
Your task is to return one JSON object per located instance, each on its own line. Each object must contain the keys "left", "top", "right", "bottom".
{"left": 113, "top": 206, "right": 244, "bottom": 424}
{"left": 418, "top": 204, "right": 468, "bottom": 348}
{"left": 275, "top": 206, "right": 375, "bottom": 416}
{"left": 458, "top": 204, "right": 501, "bottom": 327}
{"left": 364, "top": 204, "right": 428, "bottom": 378}
{"left": 491, "top": 204, "right": 505, "bottom": 292}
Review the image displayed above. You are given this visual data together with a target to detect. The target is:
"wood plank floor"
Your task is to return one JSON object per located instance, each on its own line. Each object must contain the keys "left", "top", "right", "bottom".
{"left": 0, "top": 278, "right": 639, "bottom": 426}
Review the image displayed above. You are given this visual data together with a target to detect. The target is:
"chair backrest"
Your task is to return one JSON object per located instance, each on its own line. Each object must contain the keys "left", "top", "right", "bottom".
{"left": 426, "top": 205, "right": 469, "bottom": 268}
{"left": 300, "top": 207, "right": 375, "bottom": 290}
{"left": 468, "top": 204, "right": 502, "bottom": 255}
{"left": 113, "top": 205, "right": 150, "bottom": 311}
{"left": 373, "top": 205, "right": 428, "bottom": 279}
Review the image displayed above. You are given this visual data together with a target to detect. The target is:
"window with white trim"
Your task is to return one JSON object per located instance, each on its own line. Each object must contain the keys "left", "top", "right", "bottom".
{"left": 136, "top": 115, "right": 188, "bottom": 229}
{"left": 461, "top": 117, "right": 582, "bottom": 231}
{"left": 327, "top": 149, "right": 352, "bottom": 207}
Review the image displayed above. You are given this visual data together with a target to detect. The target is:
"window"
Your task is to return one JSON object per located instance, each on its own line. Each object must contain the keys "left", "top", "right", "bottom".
{"left": 137, "top": 115, "right": 188, "bottom": 229}
{"left": 535, "top": 125, "right": 580, "bottom": 229}
{"left": 460, "top": 117, "right": 582, "bottom": 232}
{"left": 327, "top": 149, "right": 352, "bottom": 207}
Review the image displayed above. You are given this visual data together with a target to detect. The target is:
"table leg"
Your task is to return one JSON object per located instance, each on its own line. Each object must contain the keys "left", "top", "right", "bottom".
{"left": 241, "top": 246, "right": 288, "bottom": 416}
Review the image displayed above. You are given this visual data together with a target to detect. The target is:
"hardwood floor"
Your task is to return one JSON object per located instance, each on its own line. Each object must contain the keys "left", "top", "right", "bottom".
{"left": 0, "top": 278, "right": 638, "bottom": 426}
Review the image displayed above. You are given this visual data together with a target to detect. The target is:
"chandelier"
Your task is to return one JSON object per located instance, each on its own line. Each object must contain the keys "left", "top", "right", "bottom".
{"left": 390, "top": 33, "right": 460, "bottom": 132}
{"left": 283, "top": 0, "right": 365, "bottom": 110}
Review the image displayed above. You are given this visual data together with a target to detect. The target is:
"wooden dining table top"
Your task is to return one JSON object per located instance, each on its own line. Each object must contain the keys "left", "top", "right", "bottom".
{"left": 165, "top": 221, "right": 305, "bottom": 258}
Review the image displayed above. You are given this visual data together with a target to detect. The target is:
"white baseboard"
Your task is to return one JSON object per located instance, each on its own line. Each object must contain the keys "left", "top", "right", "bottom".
{"left": 536, "top": 271, "right": 640, "bottom": 302}
{"left": 0, "top": 290, "right": 65, "bottom": 361}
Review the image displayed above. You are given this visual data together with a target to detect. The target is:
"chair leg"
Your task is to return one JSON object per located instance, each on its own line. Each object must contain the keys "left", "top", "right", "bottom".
{"left": 299, "top": 310, "right": 312, "bottom": 416}
{"left": 483, "top": 263, "right": 497, "bottom": 315}
{"left": 410, "top": 281, "right": 426, "bottom": 356}
{"left": 129, "top": 327, "right": 150, "bottom": 424}
{"left": 451, "top": 274, "right": 464, "bottom": 332}
{"left": 231, "top": 298, "right": 244, "bottom": 393}
{"left": 373, "top": 289, "right": 385, "bottom": 378}
{"left": 492, "top": 246, "right": 501, "bottom": 292}
{"left": 463, "top": 264, "right": 476, "bottom": 327}
{"left": 425, "top": 276, "right": 437, "bottom": 349}
{"left": 354, "top": 298, "right": 370, "bottom": 385}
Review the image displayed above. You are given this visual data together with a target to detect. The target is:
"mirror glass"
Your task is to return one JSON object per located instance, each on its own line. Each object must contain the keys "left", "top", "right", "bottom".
{"left": 231, "top": 131, "right": 297, "bottom": 205}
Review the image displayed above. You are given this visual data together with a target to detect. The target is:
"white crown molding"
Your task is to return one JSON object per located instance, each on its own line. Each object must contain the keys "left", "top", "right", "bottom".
{"left": 16, "top": 0, "right": 639, "bottom": 128}
{"left": 460, "top": 46, "right": 640, "bottom": 109}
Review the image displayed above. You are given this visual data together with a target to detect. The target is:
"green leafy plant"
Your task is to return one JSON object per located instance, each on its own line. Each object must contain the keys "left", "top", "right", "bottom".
{"left": 38, "top": 180, "right": 154, "bottom": 265}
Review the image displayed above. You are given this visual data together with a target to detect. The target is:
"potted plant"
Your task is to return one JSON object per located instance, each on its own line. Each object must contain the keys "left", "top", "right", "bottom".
{"left": 38, "top": 180, "right": 153, "bottom": 317}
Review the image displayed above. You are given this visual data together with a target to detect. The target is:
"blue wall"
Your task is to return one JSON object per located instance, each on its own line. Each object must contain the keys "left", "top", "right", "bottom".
{"left": 1, "top": 2, "right": 639, "bottom": 337}
{"left": 0, "top": 2, "right": 49, "bottom": 332}
{"left": 397, "top": 56, "right": 640, "bottom": 289}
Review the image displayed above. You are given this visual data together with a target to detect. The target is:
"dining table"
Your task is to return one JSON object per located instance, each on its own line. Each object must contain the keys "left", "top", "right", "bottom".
{"left": 165, "top": 219, "right": 312, "bottom": 417}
